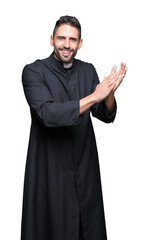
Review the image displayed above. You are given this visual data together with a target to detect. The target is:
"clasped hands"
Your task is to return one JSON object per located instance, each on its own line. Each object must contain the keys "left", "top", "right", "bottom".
{"left": 94, "top": 62, "right": 127, "bottom": 103}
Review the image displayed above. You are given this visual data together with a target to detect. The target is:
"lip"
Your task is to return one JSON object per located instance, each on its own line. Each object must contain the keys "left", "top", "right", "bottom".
{"left": 61, "top": 50, "right": 71, "bottom": 57}
{"left": 59, "top": 49, "right": 73, "bottom": 57}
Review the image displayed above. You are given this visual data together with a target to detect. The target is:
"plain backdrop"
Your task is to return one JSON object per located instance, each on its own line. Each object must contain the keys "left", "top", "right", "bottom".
{"left": 0, "top": 0, "right": 148, "bottom": 239}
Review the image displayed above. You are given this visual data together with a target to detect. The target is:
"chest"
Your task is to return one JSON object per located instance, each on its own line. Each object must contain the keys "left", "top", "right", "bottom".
{"left": 43, "top": 66, "right": 93, "bottom": 102}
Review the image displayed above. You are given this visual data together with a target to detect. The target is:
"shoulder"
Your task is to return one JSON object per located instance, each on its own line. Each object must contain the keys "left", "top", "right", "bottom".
{"left": 76, "top": 59, "right": 96, "bottom": 72}
{"left": 22, "top": 57, "right": 50, "bottom": 82}
{"left": 75, "top": 59, "right": 97, "bottom": 75}
{"left": 22, "top": 57, "right": 49, "bottom": 84}
{"left": 23, "top": 56, "right": 49, "bottom": 72}
{"left": 76, "top": 58, "right": 93, "bottom": 68}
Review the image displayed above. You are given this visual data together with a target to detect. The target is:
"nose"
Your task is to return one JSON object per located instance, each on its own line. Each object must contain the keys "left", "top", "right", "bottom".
{"left": 64, "top": 38, "right": 70, "bottom": 48}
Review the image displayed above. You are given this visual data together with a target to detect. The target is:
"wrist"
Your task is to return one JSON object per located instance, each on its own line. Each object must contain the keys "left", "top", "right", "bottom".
{"left": 105, "top": 92, "right": 115, "bottom": 113}
{"left": 91, "top": 91, "right": 100, "bottom": 104}
{"left": 105, "top": 92, "right": 114, "bottom": 101}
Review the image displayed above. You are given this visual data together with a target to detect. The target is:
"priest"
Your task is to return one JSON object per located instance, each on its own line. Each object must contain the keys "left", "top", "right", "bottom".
{"left": 21, "top": 15, "right": 127, "bottom": 240}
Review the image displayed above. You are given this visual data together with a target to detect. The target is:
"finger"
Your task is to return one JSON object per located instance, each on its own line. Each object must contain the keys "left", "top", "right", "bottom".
{"left": 112, "top": 81, "right": 117, "bottom": 92}
{"left": 102, "top": 76, "right": 115, "bottom": 90}
{"left": 122, "top": 67, "right": 127, "bottom": 77}
{"left": 122, "top": 65, "right": 127, "bottom": 77}
{"left": 111, "top": 71, "right": 120, "bottom": 81}
{"left": 117, "top": 62, "right": 126, "bottom": 77}
{"left": 121, "top": 62, "right": 126, "bottom": 73}
{"left": 115, "top": 74, "right": 124, "bottom": 89}
{"left": 114, "top": 74, "right": 124, "bottom": 91}
{"left": 111, "top": 65, "right": 117, "bottom": 74}
{"left": 104, "top": 70, "right": 120, "bottom": 88}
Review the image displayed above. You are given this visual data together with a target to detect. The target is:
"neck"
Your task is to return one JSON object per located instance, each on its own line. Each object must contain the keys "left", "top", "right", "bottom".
{"left": 63, "top": 62, "right": 73, "bottom": 68}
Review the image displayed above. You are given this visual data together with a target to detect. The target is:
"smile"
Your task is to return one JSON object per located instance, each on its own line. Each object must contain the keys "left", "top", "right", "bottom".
{"left": 61, "top": 50, "right": 72, "bottom": 56}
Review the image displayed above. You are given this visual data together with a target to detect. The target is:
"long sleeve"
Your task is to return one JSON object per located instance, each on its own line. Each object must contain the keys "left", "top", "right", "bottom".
{"left": 22, "top": 64, "right": 81, "bottom": 127}
{"left": 90, "top": 65, "right": 117, "bottom": 123}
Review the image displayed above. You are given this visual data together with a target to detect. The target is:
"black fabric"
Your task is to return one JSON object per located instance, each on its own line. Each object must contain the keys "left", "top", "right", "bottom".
{"left": 21, "top": 52, "right": 117, "bottom": 240}
{"left": 79, "top": 213, "right": 84, "bottom": 240}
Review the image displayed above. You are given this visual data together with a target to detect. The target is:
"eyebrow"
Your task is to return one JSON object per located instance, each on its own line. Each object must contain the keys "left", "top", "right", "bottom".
{"left": 70, "top": 37, "right": 78, "bottom": 41}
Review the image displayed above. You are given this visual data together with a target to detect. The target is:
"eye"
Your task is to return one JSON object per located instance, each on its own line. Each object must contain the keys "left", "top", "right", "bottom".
{"left": 57, "top": 36, "right": 65, "bottom": 41}
{"left": 70, "top": 38, "right": 78, "bottom": 43}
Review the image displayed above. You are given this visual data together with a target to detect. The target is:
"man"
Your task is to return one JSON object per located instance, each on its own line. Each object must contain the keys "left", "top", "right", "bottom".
{"left": 21, "top": 16, "right": 126, "bottom": 240}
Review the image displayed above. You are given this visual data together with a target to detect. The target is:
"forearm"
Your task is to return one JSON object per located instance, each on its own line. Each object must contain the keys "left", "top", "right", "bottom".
{"left": 79, "top": 88, "right": 115, "bottom": 116}
{"left": 79, "top": 92, "right": 97, "bottom": 115}
{"left": 104, "top": 92, "right": 115, "bottom": 113}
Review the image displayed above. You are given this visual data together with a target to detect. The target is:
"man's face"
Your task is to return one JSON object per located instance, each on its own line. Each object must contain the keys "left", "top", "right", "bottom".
{"left": 50, "top": 24, "right": 83, "bottom": 63}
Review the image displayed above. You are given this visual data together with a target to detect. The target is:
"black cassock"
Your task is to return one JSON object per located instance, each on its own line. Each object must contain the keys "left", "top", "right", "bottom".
{"left": 21, "top": 52, "right": 117, "bottom": 240}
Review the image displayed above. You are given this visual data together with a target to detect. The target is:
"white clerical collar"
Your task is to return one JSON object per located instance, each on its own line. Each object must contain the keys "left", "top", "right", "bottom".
{"left": 63, "top": 63, "right": 73, "bottom": 69}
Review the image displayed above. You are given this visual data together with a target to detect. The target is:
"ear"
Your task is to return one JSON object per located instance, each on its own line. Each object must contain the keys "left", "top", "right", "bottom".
{"left": 78, "top": 39, "right": 83, "bottom": 50}
{"left": 50, "top": 35, "right": 54, "bottom": 46}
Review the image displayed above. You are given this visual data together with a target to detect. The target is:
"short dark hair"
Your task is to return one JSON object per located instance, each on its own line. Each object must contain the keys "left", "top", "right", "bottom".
{"left": 53, "top": 15, "right": 81, "bottom": 40}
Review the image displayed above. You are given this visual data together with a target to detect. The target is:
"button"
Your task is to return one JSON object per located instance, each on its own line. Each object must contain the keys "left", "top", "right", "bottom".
{"left": 71, "top": 86, "right": 74, "bottom": 90}
{"left": 66, "top": 75, "right": 70, "bottom": 80}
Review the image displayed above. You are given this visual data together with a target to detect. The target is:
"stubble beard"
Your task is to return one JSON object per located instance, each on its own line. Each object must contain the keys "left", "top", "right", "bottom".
{"left": 54, "top": 46, "right": 78, "bottom": 64}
